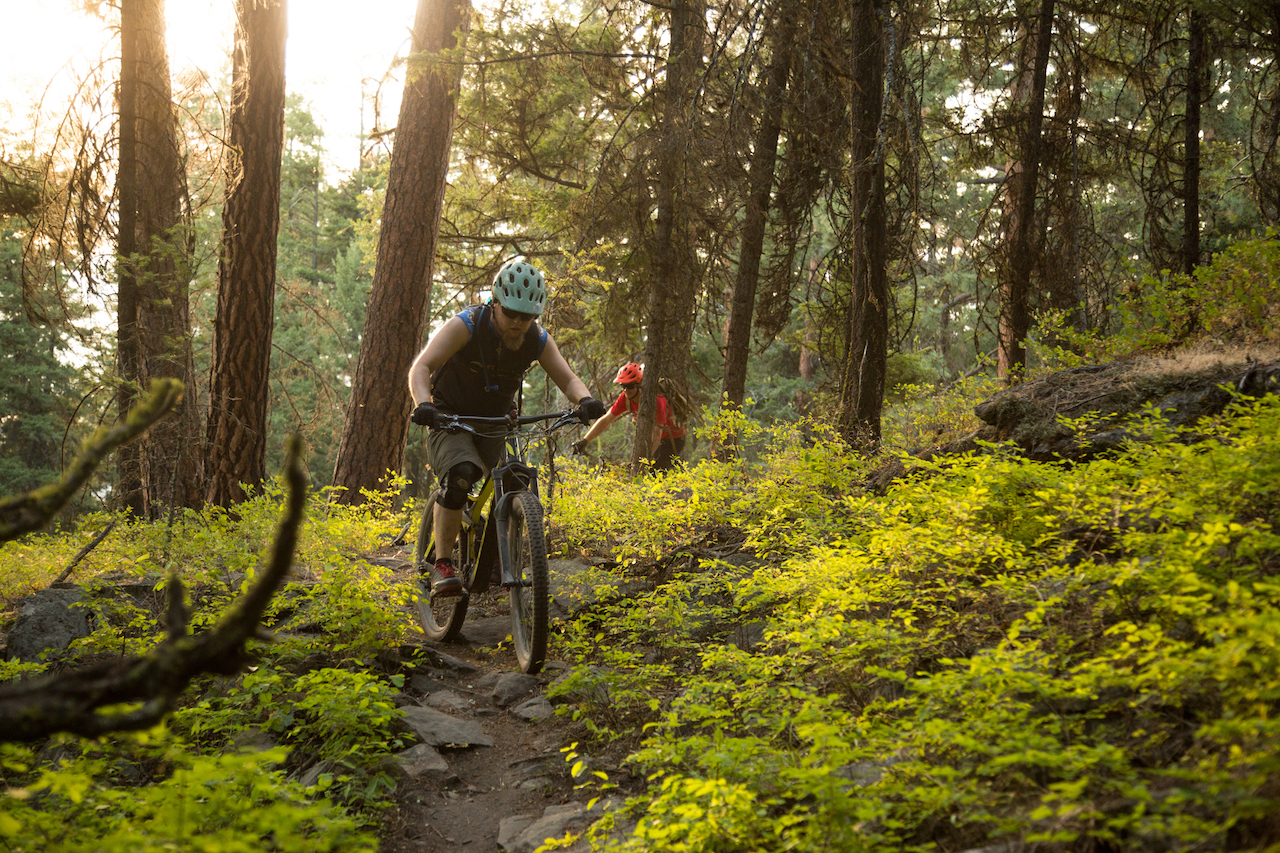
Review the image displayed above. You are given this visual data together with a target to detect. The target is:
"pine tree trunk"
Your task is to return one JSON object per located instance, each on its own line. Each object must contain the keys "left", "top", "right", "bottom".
{"left": 720, "top": 9, "right": 794, "bottom": 417}
{"left": 204, "top": 0, "right": 287, "bottom": 508}
{"left": 632, "top": 0, "right": 704, "bottom": 473}
{"left": 996, "top": 0, "right": 1054, "bottom": 382}
{"left": 133, "top": 0, "right": 200, "bottom": 512}
{"left": 837, "top": 0, "right": 888, "bottom": 450}
{"left": 116, "top": 0, "right": 145, "bottom": 516}
{"left": 1183, "top": 7, "right": 1203, "bottom": 277}
{"left": 330, "top": 0, "right": 471, "bottom": 503}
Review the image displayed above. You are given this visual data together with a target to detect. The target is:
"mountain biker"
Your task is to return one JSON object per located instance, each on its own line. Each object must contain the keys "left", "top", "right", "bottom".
{"left": 571, "top": 362, "right": 686, "bottom": 471}
{"left": 408, "top": 258, "right": 606, "bottom": 597}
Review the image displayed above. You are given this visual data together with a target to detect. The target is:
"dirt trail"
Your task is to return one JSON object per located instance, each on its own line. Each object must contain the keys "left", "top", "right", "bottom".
{"left": 378, "top": 551, "right": 631, "bottom": 853}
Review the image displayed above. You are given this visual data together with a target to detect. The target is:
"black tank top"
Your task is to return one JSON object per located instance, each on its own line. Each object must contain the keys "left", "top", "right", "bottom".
{"left": 431, "top": 304, "right": 548, "bottom": 417}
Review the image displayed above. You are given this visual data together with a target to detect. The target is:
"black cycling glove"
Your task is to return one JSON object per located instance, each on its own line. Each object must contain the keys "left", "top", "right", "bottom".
{"left": 411, "top": 401, "right": 441, "bottom": 428}
{"left": 576, "top": 396, "right": 606, "bottom": 424}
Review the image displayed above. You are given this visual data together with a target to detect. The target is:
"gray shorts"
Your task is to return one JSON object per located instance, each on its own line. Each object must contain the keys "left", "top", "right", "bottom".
{"left": 425, "top": 428, "right": 506, "bottom": 489}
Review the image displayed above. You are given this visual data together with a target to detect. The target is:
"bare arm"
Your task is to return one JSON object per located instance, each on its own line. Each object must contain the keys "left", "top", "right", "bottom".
{"left": 537, "top": 334, "right": 592, "bottom": 405}
{"left": 408, "top": 316, "right": 471, "bottom": 405}
{"left": 580, "top": 408, "right": 622, "bottom": 443}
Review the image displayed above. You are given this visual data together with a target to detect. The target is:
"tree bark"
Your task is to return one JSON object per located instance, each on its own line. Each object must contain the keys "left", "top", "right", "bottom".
{"left": 996, "top": 0, "right": 1054, "bottom": 382}
{"left": 204, "top": 0, "right": 288, "bottom": 508}
{"left": 330, "top": 0, "right": 472, "bottom": 503}
{"left": 1256, "top": 4, "right": 1280, "bottom": 225}
{"left": 631, "top": 0, "right": 704, "bottom": 473}
{"left": 132, "top": 0, "right": 200, "bottom": 512}
{"left": 115, "top": 0, "right": 145, "bottom": 516}
{"left": 837, "top": 0, "right": 888, "bottom": 450}
{"left": 1183, "top": 7, "right": 1204, "bottom": 277}
{"left": 720, "top": 7, "right": 795, "bottom": 417}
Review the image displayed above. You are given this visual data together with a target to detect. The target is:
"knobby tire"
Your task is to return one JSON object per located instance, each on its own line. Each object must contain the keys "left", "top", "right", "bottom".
{"left": 506, "top": 490, "right": 550, "bottom": 674}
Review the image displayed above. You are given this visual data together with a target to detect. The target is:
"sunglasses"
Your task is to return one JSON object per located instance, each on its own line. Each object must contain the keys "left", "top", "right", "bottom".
{"left": 621, "top": 383, "right": 641, "bottom": 390}
{"left": 498, "top": 304, "right": 538, "bottom": 323}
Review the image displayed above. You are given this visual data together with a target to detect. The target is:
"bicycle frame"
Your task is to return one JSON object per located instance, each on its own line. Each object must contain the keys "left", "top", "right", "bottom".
{"left": 441, "top": 411, "right": 573, "bottom": 591}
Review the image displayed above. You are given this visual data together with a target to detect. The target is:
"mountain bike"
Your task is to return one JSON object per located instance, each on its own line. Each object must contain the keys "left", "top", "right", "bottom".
{"left": 413, "top": 410, "right": 579, "bottom": 674}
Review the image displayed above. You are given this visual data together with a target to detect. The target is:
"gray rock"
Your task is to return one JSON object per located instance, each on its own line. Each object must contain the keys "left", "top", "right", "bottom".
{"left": 424, "top": 690, "right": 472, "bottom": 712}
{"left": 231, "top": 726, "right": 278, "bottom": 752}
{"left": 461, "top": 615, "right": 513, "bottom": 647}
{"left": 835, "top": 761, "right": 886, "bottom": 787}
{"left": 419, "top": 648, "right": 481, "bottom": 673}
{"left": 396, "top": 743, "right": 450, "bottom": 778}
{"left": 730, "top": 621, "right": 767, "bottom": 652}
{"left": 5, "top": 588, "right": 92, "bottom": 662}
{"left": 497, "top": 815, "right": 537, "bottom": 851}
{"left": 401, "top": 705, "right": 493, "bottom": 747}
{"left": 548, "top": 559, "right": 648, "bottom": 615}
{"left": 409, "top": 673, "right": 448, "bottom": 695}
{"left": 477, "top": 672, "right": 539, "bottom": 707}
{"left": 508, "top": 753, "right": 566, "bottom": 785}
{"left": 498, "top": 799, "right": 622, "bottom": 853}
{"left": 297, "top": 759, "right": 337, "bottom": 788}
{"left": 511, "top": 697, "right": 555, "bottom": 720}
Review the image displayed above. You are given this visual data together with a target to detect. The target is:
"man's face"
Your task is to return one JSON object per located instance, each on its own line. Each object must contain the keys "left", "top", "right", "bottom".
{"left": 493, "top": 302, "right": 536, "bottom": 346}
{"left": 620, "top": 382, "right": 640, "bottom": 399}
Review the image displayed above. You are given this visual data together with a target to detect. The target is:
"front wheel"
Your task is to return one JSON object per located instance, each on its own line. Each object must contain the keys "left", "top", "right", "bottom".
{"left": 414, "top": 491, "right": 470, "bottom": 642}
{"left": 505, "top": 490, "right": 549, "bottom": 674}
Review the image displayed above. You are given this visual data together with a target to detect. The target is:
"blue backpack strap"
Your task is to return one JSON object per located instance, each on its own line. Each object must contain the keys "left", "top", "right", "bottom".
{"left": 534, "top": 326, "right": 548, "bottom": 357}
{"left": 458, "top": 304, "right": 485, "bottom": 339}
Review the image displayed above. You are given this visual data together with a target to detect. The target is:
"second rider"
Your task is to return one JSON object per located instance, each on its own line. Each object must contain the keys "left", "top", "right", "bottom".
{"left": 407, "top": 258, "right": 606, "bottom": 598}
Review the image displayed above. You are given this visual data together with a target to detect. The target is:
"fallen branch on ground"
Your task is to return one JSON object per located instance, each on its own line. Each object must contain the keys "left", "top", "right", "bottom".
{"left": 0, "top": 397, "right": 309, "bottom": 741}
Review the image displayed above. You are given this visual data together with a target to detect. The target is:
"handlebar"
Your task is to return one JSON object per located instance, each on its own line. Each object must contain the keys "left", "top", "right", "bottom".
{"left": 430, "top": 410, "right": 582, "bottom": 437}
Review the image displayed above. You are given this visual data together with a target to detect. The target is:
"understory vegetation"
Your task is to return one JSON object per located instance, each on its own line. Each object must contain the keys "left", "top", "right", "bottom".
{"left": 0, "top": 485, "right": 421, "bottom": 851}
{"left": 3, "top": 379, "right": 1277, "bottom": 850}
{"left": 551, "top": 392, "right": 1280, "bottom": 852}
{"left": 1, "top": 235, "right": 1278, "bottom": 850}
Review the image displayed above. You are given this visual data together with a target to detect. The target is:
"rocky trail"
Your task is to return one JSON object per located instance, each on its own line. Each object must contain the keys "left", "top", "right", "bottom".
{"left": 358, "top": 550, "right": 641, "bottom": 853}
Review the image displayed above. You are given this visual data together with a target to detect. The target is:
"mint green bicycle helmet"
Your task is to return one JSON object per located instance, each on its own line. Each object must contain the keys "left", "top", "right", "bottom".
{"left": 492, "top": 258, "right": 547, "bottom": 315}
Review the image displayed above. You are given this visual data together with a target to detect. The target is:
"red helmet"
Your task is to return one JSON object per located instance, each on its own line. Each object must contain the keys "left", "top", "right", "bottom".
{"left": 614, "top": 363, "right": 643, "bottom": 384}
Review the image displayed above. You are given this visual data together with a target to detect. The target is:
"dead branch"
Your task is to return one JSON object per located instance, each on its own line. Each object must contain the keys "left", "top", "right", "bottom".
{"left": 0, "top": 434, "right": 308, "bottom": 742}
{"left": 54, "top": 518, "right": 119, "bottom": 584}
{"left": 0, "top": 379, "right": 183, "bottom": 542}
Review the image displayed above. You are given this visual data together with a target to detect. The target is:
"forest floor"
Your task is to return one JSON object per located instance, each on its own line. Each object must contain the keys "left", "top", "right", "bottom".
{"left": 375, "top": 551, "right": 643, "bottom": 853}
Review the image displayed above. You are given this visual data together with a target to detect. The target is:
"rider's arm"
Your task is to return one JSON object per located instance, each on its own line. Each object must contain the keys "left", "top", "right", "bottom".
{"left": 537, "top": 334, "right": 592, "bottom": 405}
{"left": 579, "top": 408, "right": 622, "bottom": 443}
{"left": 408, "top": 316, "right": 471, "bottom": 405}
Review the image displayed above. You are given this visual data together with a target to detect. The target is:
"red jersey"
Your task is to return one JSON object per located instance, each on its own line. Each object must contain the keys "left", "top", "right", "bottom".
{"left": 610, "top": 391, "right": 685, "bottom": 440}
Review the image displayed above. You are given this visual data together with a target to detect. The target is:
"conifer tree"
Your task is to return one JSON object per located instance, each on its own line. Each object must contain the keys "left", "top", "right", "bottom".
{"left": 0, "top": 229, "right": 78, "bottom": 496}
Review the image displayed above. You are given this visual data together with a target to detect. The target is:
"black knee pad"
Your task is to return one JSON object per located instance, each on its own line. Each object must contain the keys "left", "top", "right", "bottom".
{"left": 437, "top": 462, "right": 482, "bottom": 510}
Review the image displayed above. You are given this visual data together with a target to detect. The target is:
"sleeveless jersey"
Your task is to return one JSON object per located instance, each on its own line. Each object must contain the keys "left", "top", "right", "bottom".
{"left": 431, "top": 304, "right": 548, "bottom": 417}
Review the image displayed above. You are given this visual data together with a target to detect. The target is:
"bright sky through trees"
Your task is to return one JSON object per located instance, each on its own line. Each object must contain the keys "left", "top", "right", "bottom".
{"left": 3, "top": 0, "right": 419, "bottom": 177}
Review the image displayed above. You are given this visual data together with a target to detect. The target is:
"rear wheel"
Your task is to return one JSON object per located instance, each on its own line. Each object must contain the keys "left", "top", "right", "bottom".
{"left": 506, "top": 491, "right": 549, "bottom": 674}
{"left": 414, "top": 491, "right": 470, "bottom": 642}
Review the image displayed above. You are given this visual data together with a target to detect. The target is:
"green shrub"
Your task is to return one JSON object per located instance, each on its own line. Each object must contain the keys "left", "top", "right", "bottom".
{"left": 0, "top": 731, "right": 376, "bottom": 851}
{"left": 555, "top": 393, "right": 1280, "bottom": 852}
{"left": 1032, "top": 231, "right": 1280, "bottom": 368}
